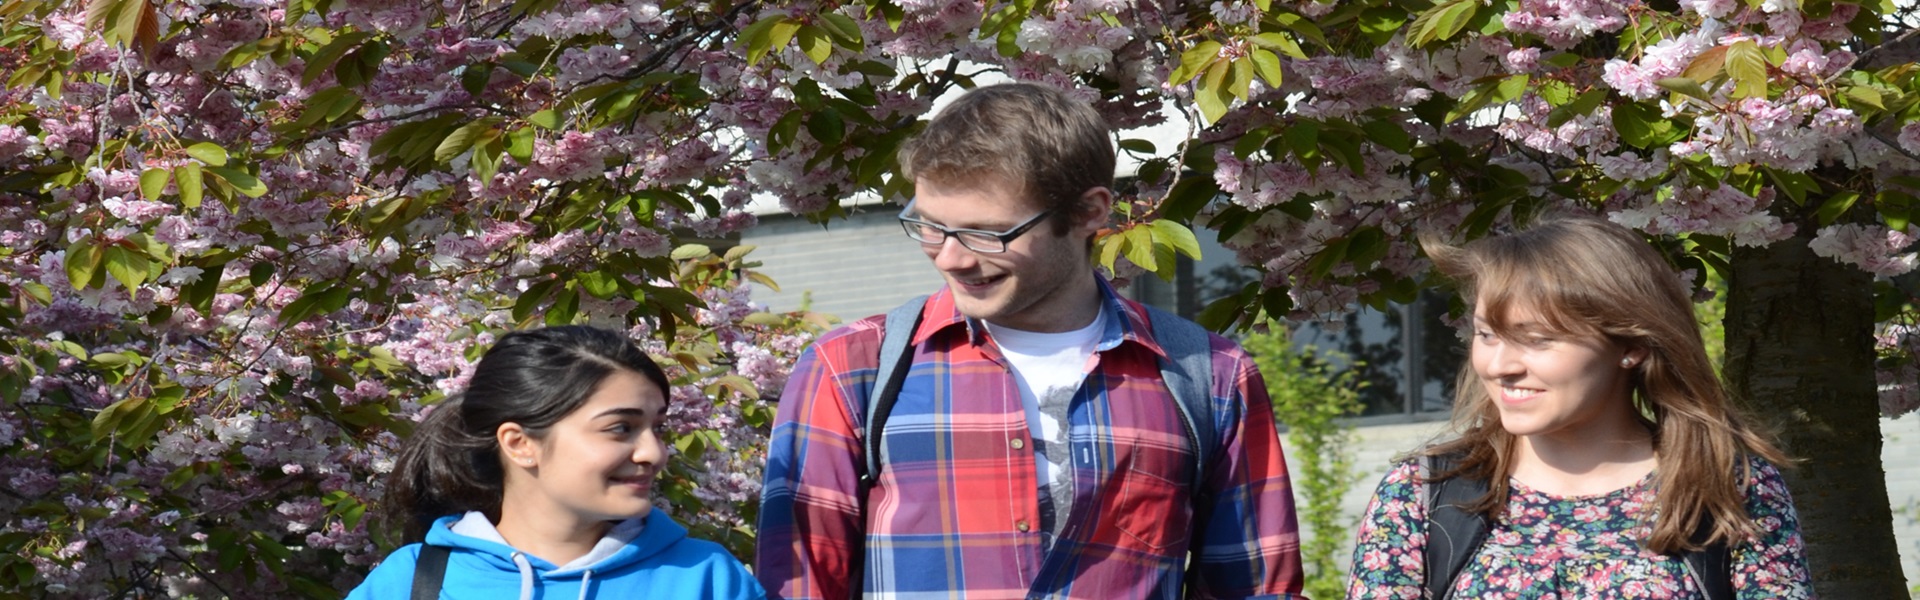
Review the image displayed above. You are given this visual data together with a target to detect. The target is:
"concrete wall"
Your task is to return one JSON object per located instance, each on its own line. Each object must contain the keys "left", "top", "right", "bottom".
{"left": 1296, "top": 416, "right": 1920, "bottom": 593}
{"left": 742, "top": 207, "right": 945, "bottom": 322}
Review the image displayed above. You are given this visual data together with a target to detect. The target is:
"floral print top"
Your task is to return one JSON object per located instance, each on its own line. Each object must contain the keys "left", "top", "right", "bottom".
{"left": 1346, "top": 455, "right": 1815, "bottom": 599}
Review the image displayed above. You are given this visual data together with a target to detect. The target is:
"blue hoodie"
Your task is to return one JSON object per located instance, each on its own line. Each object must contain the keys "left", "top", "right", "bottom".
{"left": 347, "top": 511, "right": 764, "bottom": 600}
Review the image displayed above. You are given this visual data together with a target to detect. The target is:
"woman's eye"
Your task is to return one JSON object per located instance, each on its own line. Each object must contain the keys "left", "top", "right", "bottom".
{"left": 605, "top": 423, "right": 632, "bottom": 434}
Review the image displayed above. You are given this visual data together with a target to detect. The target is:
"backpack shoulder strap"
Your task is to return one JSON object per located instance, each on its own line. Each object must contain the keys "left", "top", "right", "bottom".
{"left": 1142, "top": 304, "right": 1215, "bottom": 495}
{"left": 410, "top": 544, "right": 450, "bottom": 600}
{"left": 1682, "top": 504, "right": 1734, "bottom": 600}
{"left": 860, "top": 295, "right": 928, "bottom": 487}
{"left": 1422, "top": 452, "right": 1492, "bottom": 600}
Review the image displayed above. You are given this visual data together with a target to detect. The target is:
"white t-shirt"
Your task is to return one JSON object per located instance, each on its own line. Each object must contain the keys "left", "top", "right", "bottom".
{"left": 985, "top": 313, "right": 1102, "bottom": 537}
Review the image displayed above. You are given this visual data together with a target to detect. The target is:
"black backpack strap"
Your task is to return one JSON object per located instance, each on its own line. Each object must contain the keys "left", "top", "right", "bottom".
{"left": 1422, "top": 453, "right": 1491, "bottom": 600}
{"left": 410, "top": 544, "right": 450, "bottom": 600}
{"left": 1682, "top": 509, "right": 1734, "bottom": 600}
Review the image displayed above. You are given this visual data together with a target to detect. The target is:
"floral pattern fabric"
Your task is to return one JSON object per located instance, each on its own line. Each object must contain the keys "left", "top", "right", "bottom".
{"left": 1346, "top": 455, "right": 1815, "bottom": 599}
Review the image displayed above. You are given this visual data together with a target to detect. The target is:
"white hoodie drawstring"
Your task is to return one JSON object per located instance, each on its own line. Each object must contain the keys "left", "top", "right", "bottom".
{"left": 577, "top": 569, "right": 594, "bottom": 600}
{"left": 510, "top": 552, "right": 534, "bottom": 600}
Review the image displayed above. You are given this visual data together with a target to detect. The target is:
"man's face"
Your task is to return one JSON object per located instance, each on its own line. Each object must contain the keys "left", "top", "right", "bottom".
{"left": 907, "top": 177, "right": 1100, "bottom": 332}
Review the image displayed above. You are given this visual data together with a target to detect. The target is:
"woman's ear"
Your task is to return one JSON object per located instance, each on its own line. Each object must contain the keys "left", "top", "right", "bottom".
{"left": 496, "top": 422, "right": 538, "bottom": 468}
{"left": 1624, "top": 347, "right": 1651, "bottom": 369}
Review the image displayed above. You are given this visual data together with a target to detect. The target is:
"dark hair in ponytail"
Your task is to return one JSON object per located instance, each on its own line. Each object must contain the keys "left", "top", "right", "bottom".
{"left": 382, "top": 326, "right": 671, "bottom": 543}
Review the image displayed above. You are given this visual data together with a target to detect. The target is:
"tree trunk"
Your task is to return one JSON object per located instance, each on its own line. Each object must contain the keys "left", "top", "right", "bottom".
{"left": 1724, "top": 232, "right": 1907, "bottom": 597}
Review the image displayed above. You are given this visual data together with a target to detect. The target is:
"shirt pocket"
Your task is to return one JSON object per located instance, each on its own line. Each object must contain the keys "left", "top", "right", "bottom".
{"left": 1105, "top": 440, "right": 1193, "bottom": 552}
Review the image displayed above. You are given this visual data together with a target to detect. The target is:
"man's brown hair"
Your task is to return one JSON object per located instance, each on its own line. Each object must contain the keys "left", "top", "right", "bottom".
{"left": 898, "top": 83, "right": 1114, "bottom": 232}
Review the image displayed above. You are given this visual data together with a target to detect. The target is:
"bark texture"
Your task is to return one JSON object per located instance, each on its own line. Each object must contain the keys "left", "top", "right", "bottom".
{"left": 1725, "top": 233, "right": 1907, "bottom": 598}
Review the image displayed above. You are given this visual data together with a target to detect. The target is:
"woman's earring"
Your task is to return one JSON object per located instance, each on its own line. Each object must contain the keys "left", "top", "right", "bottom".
{"left": 1620, "top": 357, "right": 1635, "bottom": 368}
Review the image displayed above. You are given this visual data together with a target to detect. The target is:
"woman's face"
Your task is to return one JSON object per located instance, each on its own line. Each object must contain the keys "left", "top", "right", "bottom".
{"left": 506, "top": 369, "right": 669, "bottom": 524}
{"left": 1471, "top": 298, "right": 1641, "bottom": 440}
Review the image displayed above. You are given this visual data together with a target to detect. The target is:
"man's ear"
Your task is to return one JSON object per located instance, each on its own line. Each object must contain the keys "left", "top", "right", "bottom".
{"left": 1070, "top": 187, "right": 1113, "bottom": 232}
{"left": 496, "top": 422, "right": 539, "bottom": 468}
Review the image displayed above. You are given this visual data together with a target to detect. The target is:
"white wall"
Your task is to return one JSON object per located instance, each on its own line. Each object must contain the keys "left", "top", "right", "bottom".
{"left": 742, "top": 207, "right": 946, "bottom": 322}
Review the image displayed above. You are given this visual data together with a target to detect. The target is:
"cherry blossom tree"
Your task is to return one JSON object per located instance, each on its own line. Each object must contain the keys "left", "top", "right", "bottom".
{"left": 2, "top": 0, "right": 1916, "bottom": 596}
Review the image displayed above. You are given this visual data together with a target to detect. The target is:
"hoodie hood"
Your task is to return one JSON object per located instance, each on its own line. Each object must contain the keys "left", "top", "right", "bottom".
{"left": 425, "top": 510, "right": 688, "bottom": 600}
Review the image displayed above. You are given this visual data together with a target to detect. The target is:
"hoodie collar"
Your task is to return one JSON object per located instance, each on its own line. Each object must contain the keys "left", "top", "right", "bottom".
{"left": 427, "top": 510, "right": 688, "bottom": 576}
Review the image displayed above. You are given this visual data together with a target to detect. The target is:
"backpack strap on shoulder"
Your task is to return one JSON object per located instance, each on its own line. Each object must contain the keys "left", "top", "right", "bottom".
{"left": 410, "top": 544, "right": 450, "bottom": 600}
{"left": 1682, "top": 506, "right": 1734, "bottom": 600}
{"left": 1142, "top": 304, "right": 1215, "bottom": 495}
{"left": 860, "top": 295, "right": 928, "bottom": 488}
{"left": 1422, "top": 452, "right": 1491, "bottom": 600}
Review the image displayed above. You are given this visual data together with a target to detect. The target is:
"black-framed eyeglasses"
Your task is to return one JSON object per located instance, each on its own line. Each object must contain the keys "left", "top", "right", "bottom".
{"left": 897, "top": 200, "right": 1053, "bottom": 254}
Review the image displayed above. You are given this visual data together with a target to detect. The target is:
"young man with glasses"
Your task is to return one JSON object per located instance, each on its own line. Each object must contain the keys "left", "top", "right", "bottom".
{"left": 756, "top": 83, "right": 1307, "bottom": 599}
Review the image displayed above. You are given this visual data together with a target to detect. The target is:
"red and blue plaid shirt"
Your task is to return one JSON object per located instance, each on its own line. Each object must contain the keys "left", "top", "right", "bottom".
{"left": 755, "top": 282, "right": 1307, "bottom": 599}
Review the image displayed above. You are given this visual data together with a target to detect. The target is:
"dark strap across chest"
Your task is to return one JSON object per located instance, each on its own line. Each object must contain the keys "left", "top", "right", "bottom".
{"left": 1419, "top": 454, "right": 1733, "bottom": 600}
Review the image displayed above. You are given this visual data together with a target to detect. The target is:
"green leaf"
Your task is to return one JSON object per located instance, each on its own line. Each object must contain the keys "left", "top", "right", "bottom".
{"left": 1656, "top": 76, "right": 1712, "bottom": 101}
{"left": 1227, "top": 57, "right": 1254, "bottom": 101}
{"left": 1816, "top": 191, "right": 1860, "bottom": 226}
{"left": 513, "top": 278, "right": 559, "bottom": 323}
{"left": 1844, "top": 84, "right": 1885, "bottom": 111}
{"left": 1170, "top": 41, "right": 1222, "bottom": 85}
{"left": 1249, "top": 32, "right": 1305, "bottom": 59}
{"left": 302, "top": 30, "right": 373, "bottom": 86}
{"left": 1408, "top": 0, "right": 1478, "bottom": 47}
{"left": 1148, "top": 219, "right": 1203, "bottom": 260}
{"left": 1726, "top": 40, "right": 1768, "bottom": 99}
{"left": 91, "top": 396, "right": 144, "bottom": 442}
{"left": 1248, "top": 49, "right": 1284, "bottom": 88}
{"left": 139, "top": 168, "right": 169, "bottom": 200}
{"left": 65, "top": 239, "right": 104, "bottom": 290}
{"left": 1536, "top": 79, "right": 1575, "bottom": 106}
{"left": 527, "top": 109, "right": 560, "bottom": 130}
{"left": 818, "top": 12, "right": 865, "bottom": 51}
{"left": 507, "top": 126, "right": 536, "bottom": 163}
{"left": 545, "top": 286, "right": 580, "bottom": 326}
{"left": 1879, "top": 190, "right": 1915, "bottom": 232}
{"left": 1357, "top": 6, "right": 1410, "bottom": 45}
{"left": 1764, "top": 167, "right": 1820, "bottom": 205}
{"left": 768, "top": 19, "right": 801, "bottom": 56}
{"left": 578, "top": 270, "right": 621, "bottom": 299}
{"left": 804, "top": 108, "right": 845, "bottom": 146}
{"left": 1118, "top": 138, "right": 1157, "bottom": 154}
{"left": 184, "top": 142, "right": 229, "bottom": 166}
{"left": 435, "top": 119, "right": 494, "bottom": 162}
{"left": 278, "top": 284, "right": 351, "bottom": 324}
{"left": 1611, "top": 102, "right": 1659, "bottom": 148}
{"left": 1161, "top": 177, "right": 1221, "bottom": 223}
{"left": 205, "top": 167, "right": 267, "bottom": 198}
{"left": 670, "top": 244, "right": 711, "bottom": 260}
{"left": 768, "top": 109, "right": 803, "bottom": 152}
{"left": 1545, "top": 88, "right": 1609, "bottom": 128}
{"left": 797, "top": 25, "right": 833, "bottom": 64}
{"left": 1121, "top": 225, "right": 1158, "bottom": 273}
{"left": 471, "top": 137, "right": 503, "bottom": 184}
{"left": 1361, "top": 119, "right": 1411, "bottom": 153}
{"left": 1196, "top": 59, "right": 1233, "bottom": 123}
{"left": 741, "top": 15, "right": 784, "bottom": 66}
{"left": 103, "top": 246, "right": 150, "bottom": 295}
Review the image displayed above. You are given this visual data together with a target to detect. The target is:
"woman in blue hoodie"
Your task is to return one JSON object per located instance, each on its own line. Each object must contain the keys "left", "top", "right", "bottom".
{"left": 348, "top": 326, "right": 765, "bottom": 600}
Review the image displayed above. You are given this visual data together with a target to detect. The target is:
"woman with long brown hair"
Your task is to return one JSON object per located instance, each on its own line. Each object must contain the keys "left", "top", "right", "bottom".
{"left": 1345, "top": 215, "right": 1814, "bottom": 599}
